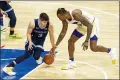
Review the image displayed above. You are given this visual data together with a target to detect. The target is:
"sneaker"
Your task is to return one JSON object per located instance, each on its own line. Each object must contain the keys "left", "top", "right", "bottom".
{"left": 9, "top": 33, "right": 22, "bottom": 39}
{"left": 0, "top": 27, "right": 7, "bottom": 32}
{"left": 3, "top": 66, "right": 16, "bottom": 76}
{"left": 36, "top": 57, "right": 43, "bottom": 65}
{"left": 109, "top": 48, "right": 117, "bottom": 64}
{"left": 61, "top": 60, "right": 76, "bottom": 70}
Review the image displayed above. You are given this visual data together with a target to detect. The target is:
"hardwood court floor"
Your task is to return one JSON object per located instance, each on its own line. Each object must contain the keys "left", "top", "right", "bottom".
{"left": 1, "top": 1, "right": 119, "bottom": 79}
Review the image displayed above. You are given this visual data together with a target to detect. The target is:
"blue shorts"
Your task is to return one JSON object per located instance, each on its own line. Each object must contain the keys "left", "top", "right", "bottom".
{"left": 72, "top": 29, "right": 83, "bottom": 38}
{"left": 90, "top": 35, "right": 98, "bottom": 40}
{"left": 24, "top": 42, "right": 44, "bottom": 60}
{"left": 72, "top": 29, "right": 98, "bottom": 40}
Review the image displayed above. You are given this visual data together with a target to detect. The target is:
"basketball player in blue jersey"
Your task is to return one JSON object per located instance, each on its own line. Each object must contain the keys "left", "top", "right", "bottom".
{"left": 50, "top": 8, "right": 117, "bottom": 70}
{"left": 0, "top": 1, "right": 22, "bottom": 39}
{"left": 3, "top": 13, "right": 55, "bottom": 75}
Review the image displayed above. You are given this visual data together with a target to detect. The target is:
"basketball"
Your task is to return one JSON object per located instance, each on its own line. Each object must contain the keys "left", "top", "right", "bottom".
{"left": 44, "top": 53, "right": 54, "bottom": 65}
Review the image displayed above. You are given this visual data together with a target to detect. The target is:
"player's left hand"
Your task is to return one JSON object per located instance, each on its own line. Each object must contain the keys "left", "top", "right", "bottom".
{"left": 2, "top": 11, "right": 8, "bottom": 17}
{"left": 82, "top": 41, "right": 88, "bottom": 51}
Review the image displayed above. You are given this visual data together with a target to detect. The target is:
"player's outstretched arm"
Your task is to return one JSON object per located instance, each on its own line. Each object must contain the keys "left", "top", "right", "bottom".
{"left": 50, "top": 20, "right": 68, "bottom": 54}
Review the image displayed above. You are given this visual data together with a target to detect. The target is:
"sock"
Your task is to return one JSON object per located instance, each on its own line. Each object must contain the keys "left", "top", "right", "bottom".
{"left": 7, "top": 61, "right": 16, "bottom": 67}
{"left": 108, "top": 48, "right": 111, "bottom": 53}
{"left": 10, "top": 30, "right": 14, "bottom": 35}
{"left": 70, "top": 58, "right": 74, "bottom": 61}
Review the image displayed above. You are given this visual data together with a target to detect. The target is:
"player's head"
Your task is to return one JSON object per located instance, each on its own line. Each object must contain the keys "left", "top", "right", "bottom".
{"left": 39, "top": 13, "right": 49, "bottom": 27}
{"left": 57, "top": 8, "right": 69, "bottom": 20}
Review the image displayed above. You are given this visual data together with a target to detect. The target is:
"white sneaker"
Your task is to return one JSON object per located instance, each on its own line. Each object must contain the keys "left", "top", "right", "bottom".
{"left": 36, "top": 57, "right": 43, "bottom": 64}
{"left": 109, "top": 48, "right": 117, "bottom": 64}
{"left": 61, "top": 60, "right": 76, "bottom": 70}
{"left": 3, "top": 66, "right": 16, "bottom": 76}
{"left": 0, "top": 26, "right": 7, "bottom": 32}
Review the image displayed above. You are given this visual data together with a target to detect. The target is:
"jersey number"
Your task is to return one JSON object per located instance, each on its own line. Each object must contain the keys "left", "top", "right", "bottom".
{"left": 38, "top": 34, "right": 43, "bottom": 37}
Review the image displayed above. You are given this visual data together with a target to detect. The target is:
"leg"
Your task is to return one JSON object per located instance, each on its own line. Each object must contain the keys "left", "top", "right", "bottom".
{"left": 33, "top": 47, "right": 44, "bottom": 60}
{"left": 90, "top": 35, "right": 117, "bottom": 64}
{"left": 5, "top": 4, "right": 22, "bottom": 39}
{"left": 33, "top": 47, "right": 44, "bottom": 64}
{"left": 90, "top": 35, "right": 110, "bottom": 53}
{"left": 1, "top": 3, "right": 16, "bottom": 35}
{"left": 7, "top": 9, "right": 16, "bottom": 35}
{"left": 7, "top": 9, "right": 22, "bottom": 39}
{"left": 68, "top": 29, "right": 84, "bottom": 61}
{"left": 61, "top": 29, "right": 84, "bottom": 70}
{"left": 3, "top": 42, "right": 35, "bottom": 75}
{"left": 90, "top": 18, "right": 116, "bottom": 64}
{"left": 7, "top": 42, "right": 34, "bottom": 67}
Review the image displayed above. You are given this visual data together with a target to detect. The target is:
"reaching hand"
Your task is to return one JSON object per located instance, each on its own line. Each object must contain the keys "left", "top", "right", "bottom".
{"left": 82, "top": 41, "right": 88, "bottom": 51}
{"left": 2, "top": 11, "right": 8, "bottom": 17}
{"left": 28, "top": 42, "right": 33, "bottom": 50}
{"left": 50, "top": 46, "right": 57, "bottom": 56}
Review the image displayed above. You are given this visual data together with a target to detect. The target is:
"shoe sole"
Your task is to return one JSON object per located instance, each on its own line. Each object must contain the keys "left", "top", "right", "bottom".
{"left": 112, "top": 59, "right": 116, "bottom": 64}
{"left": 3, "top": 67, "right": 16, "bottom": 76}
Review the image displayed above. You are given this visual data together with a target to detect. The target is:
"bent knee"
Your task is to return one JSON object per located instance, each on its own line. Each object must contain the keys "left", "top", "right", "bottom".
{"left": 68, "top": 39, "right": 75, "bottom": 44}
{"left": 90, "top": 47, "right": 98, "bottom": 52}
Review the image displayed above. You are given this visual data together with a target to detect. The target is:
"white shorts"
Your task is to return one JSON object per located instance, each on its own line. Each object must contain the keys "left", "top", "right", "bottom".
{"left": 75, "top": 17, "right": 99, "bottom": 38}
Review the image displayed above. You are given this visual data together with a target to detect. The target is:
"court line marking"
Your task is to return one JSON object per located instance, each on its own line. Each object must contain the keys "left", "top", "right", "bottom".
{"left": 18, "top": 1, "right": 118, "bottom": 79}
{"left": 20, "top": 56, "right": 108, "bottom": 79}
{"left": 26, "top": 1, "right": 119, "bottom": 18}
{"left": 1, "top": 1, "right": 117, "bottom": 79}
{"left": 20, "top": 51, "right": 108, "bottom": 79}
{"left": 1, "top": 58, "right": 16, "bottom": 60}
{"left": 20, "top": 63, "right": 45, "bottom": 79}
{"left": 57, "top": 58, "right": 108, "bottom": 79}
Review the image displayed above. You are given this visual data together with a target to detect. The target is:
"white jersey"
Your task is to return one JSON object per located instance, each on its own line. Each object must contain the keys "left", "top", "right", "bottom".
{"left": 66, "top": 9, "right": 95, "bottom": 25}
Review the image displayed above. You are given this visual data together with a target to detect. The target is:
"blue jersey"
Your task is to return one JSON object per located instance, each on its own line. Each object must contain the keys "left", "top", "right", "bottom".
{"left": 31, "top": 19, "right": 49, "bottom": 46}
{"left": 0, "top": 1, "right": 12, "bottom": 11}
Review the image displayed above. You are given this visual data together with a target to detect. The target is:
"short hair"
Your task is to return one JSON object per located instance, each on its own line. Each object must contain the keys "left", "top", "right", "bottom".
{"left": 57, "top": 8, "right": 67, "bottom": 15}
{"left": 39, "top": 13, "right": 49, "bottom": 21}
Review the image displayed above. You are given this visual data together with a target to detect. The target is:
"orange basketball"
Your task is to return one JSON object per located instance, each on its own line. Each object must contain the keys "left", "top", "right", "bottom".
{"left": 44, "top": 53, "right": 54, "bottom": 65}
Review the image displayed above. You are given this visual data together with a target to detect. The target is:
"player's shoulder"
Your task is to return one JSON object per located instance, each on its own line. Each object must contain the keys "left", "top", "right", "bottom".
{"left": 30, "top": 19, "right": 35, "bottom": 24}
{"left": 72, "top": 9, "right": 82, "bottom": 16}
{"left": 49, "top": 22, "right": 54, "bottom": 28}
{"left": 29, "top": 20, "right": 35, "bottom": 28}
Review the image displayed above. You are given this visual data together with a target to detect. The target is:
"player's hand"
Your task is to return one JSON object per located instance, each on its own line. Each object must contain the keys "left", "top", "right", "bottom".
{"left": 28, "top": 41, "right": 33, "bottom": 50}
{"left": 50, "top": 46, "right": 57, "bottom": 56}
{"left": 82, "top": 41, "right": 88, "bottom": 51}
{"left": 2, "top": 11, "right": 8, "bottom": 17}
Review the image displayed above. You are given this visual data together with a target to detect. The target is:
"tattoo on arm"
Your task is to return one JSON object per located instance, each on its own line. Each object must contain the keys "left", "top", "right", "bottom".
{"left": 73, "top": 10, "right": 93, "bottom": 42}
{"left": 55, "top": 20, "right": 68, "bottom": 46}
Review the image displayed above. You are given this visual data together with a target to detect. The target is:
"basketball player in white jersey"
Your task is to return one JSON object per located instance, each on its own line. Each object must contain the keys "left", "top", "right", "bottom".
{"left": 50, "top": 8, "right": 117, "bottom": 70}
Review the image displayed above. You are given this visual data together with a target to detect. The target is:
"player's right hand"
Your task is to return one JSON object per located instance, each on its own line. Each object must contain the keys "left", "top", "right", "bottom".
{"left": 28, "top": 42, "right": 33, "bottom": 50}
{"left": 82, "top": 41, "right": 88, "bottom": 51}
{"left": 50, "top": 46, "right": 57, "bottom": 56}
